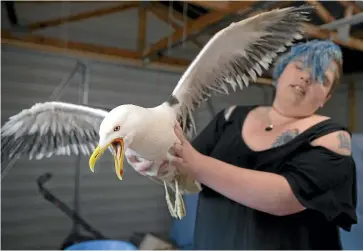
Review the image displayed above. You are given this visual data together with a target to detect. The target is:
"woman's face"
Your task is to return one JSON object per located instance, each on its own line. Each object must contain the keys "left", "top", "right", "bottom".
{"left": 274, "top": 59, "right": 338, "bottom": 117}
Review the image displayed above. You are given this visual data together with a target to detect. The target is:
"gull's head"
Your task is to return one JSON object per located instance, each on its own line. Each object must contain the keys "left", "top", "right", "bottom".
{"left": 89, "top": 105, "right": 136, "bottom": 180}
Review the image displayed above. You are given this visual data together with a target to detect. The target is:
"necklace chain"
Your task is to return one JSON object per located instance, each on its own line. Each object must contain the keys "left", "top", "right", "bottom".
{"left": 265, "top": 107, "right": 300, "bottom": 132}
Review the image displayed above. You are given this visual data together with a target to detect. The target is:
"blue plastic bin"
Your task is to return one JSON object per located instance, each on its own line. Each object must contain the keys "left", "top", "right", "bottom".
{"left": 65, "top": 240, "right": 137, "bottom": 250}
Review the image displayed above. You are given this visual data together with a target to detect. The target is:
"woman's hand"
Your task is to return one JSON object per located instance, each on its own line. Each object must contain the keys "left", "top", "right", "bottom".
{"left": 171, "top": 122, "right": 204, "bottom": 176}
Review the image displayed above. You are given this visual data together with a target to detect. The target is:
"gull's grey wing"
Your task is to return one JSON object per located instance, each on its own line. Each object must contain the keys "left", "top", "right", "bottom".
{"left": 169, "top": 5, "right": 313, "bottom": 136}
{"left": 1, "top": 101, "right": 109, "bottom": 164}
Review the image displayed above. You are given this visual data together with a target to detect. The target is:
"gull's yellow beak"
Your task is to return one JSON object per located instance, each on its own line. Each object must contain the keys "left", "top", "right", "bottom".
{"left": 89, "top": 138, "right": 125, "bottom": 180}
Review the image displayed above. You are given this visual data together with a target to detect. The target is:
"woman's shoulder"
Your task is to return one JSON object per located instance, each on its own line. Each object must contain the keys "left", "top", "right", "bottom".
{"left": 305, "top": 115, "right": 352, "bottom": 157}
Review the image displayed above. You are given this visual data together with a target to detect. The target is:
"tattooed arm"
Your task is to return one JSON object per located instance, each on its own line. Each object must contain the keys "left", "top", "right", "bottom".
{"left": 310, "top": 130, "right": 352, "bottom": 156}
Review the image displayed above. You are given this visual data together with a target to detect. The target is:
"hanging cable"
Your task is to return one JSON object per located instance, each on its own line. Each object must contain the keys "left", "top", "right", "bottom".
{"left": 50, "top": 0, "right": 72, "bottom": 101}
{"left": 167, "top": 1, "right": 174, "bottom": 56}
{"left": 182, "top": 2, "right": 188, "bottom": 48}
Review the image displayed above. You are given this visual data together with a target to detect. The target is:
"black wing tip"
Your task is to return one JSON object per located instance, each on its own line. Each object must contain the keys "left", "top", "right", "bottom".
{"left": 289, "top": 4, "right": 316, "bottom": 18}
{"left": 166, "top": 95, "right": 180, "bottom": 107}
{"left": 177, "top": 112, "right": 194, "bottom": 137}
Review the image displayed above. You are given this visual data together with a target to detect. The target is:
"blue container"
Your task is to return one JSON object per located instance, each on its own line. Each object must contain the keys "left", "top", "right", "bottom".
{"left": 65, "top": 240, "right": 138, "bottom": 250}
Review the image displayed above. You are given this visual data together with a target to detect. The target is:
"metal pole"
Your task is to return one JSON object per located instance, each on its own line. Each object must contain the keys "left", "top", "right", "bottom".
{"left": 49, "top": 62, "right": 82, "bottom": 101}
{"left": 71, "top": 61, "right": 90, "bottom": 233}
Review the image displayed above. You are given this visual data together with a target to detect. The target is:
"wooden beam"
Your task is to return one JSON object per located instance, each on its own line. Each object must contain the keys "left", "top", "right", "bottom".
{"left": 1, "top": 30, "right": 272, "bottom": 85}
{"left": 138, "top": 5, "right": 147, "bottom": 53}
{"left": 340, "top": 4, "right": 354, "bottom": 38}
{"left": 305, "top": 0, "right": 335, "bottom": 23}
{"left": 184, "top": 1, "right": 232, "bottom": 11}
{"left": 304, "top": 23, "right": 363, "bottom": 51}
{"left": 149, "top": 3, "right": 204, "bottom": 48}
{"left": 143, "top": 1, "right": 256, "bottom": 58}
{"left": 338, "top": 1, "right": 362, "bottom": 15}
{"left": 26, "top": 2, "right": 138, "bottom": 32}
{"left": 1, "top": 30, "right": 189, "bottom": 72}
{"left": 344, "top": 4, "right": 355, "bottom": 18}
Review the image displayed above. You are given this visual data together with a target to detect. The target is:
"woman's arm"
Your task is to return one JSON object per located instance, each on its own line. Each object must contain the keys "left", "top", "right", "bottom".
{"left": 171, "top": 123, "right": 304, "bottom": 216}
{"left": 193, "top": 154, "right": 305, "bottom": 216}
{"left": 172, "top": 123, "right": 353, "bottom": 216}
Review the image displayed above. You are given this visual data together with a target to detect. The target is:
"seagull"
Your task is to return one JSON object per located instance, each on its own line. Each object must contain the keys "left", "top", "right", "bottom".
{"left": 1, "top": 5, "right": 312, "bottom": 219}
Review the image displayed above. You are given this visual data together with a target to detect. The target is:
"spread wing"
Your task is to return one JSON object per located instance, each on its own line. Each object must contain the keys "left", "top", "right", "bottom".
{"left": 1, "top": 101, "right": 109, "bottom": 166}
{"left": 169, "top": 5, "right": 313, "bottom": 135}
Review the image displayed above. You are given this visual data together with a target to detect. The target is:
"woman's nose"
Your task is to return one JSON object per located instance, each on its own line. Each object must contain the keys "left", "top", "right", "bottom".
{"left": 300, "top": 72, "right": 311, "bottom": 84}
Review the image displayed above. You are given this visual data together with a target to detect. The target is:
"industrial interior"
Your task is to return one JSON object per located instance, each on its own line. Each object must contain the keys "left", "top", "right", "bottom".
{"left": 1, "top": 1, "right": 363, "bottom": 250}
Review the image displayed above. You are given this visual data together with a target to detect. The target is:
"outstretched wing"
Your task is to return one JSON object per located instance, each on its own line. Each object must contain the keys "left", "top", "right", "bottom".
{"left": 1, "top": 101, "right": 109, "bottom": 164}
{"left": 169, "top": 5, "right": 312, "bottom": 135}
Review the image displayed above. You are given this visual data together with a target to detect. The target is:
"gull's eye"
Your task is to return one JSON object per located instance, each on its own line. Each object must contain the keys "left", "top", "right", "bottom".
{"left": 113, "top": 126, "right": 120, "bottom": 132}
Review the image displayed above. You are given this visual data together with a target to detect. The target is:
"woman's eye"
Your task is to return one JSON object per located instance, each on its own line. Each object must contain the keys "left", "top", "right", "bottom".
{"left": 296, "top": 64, "right": 304, "bottom": 70}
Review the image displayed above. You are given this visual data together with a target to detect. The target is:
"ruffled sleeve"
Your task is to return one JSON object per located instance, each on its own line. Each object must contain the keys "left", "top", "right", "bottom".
{"left": 280, "top": 146, "right": 357, "bottom": 231}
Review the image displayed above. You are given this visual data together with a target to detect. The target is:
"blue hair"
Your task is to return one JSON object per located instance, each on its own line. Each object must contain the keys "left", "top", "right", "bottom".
{"left": 272, "top": 39, "right": 343, "bottom": 86}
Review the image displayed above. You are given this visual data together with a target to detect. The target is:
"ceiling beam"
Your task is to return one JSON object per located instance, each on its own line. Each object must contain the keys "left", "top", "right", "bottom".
{"left": 26, "top": 2, "right": 138, "bottom": 32}
{"left": 1, "top": 30, "right": 189, "bottom": 72}
{"left": 304, "top": 23, "right": 363, "bottom": 51}
{"left": 1, "top": 29, "right": 273, "bottom": 85}
{"left": 142, "top": 1, "right": 257, "bottom": 59}
{"left": 137, "top": 4, "right": 147, "bottom": 53}
{"left": 319, "top": 12, "right": 363, "bottom": 30}
{"left": 184, "top": 1, "right": 233, "bottom": 11}
{"left": 148, "top": 3, "right": 204, "bottom": 48}
{"left": 337, "top": 4, "right": 354, "bottom": 41}
{"left": 305, "top": 0, "right": 335, "bottom": 23}
{"left": 338, "top": 1, "right": 362, "bottom": 15}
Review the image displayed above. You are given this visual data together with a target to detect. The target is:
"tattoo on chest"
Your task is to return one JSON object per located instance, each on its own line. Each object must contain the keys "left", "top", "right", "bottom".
{"left": 272, "top": 129, "right": 300, "bottom": 147}
{"left": 338, "top": 132, "right": 351, "bottom": 151}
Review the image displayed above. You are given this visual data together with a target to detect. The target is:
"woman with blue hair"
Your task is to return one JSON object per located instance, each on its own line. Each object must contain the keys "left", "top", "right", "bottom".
{"left": 127, "top": 39, "right": 357, "bottom": 249}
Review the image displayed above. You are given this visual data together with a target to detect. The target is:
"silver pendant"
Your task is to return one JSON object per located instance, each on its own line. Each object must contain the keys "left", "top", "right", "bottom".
{"left": 265, "top": 124, "right": 273, "bottom": 131}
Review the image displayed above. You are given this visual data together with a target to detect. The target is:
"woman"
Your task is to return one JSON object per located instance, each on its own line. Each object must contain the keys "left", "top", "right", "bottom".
{"left": 126, "top": 40, "right": 357, "bottom": 249}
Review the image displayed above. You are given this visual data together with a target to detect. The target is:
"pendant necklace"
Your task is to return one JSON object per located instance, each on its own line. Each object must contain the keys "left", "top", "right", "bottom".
{"left": 265, "top": 107, "right": 298, "bottom": 132}
{"left": 265, "top": 124, "right": 274, "bottom": 131}
{"left": 265, "top": 108, "right": 274, "bottom": 132}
